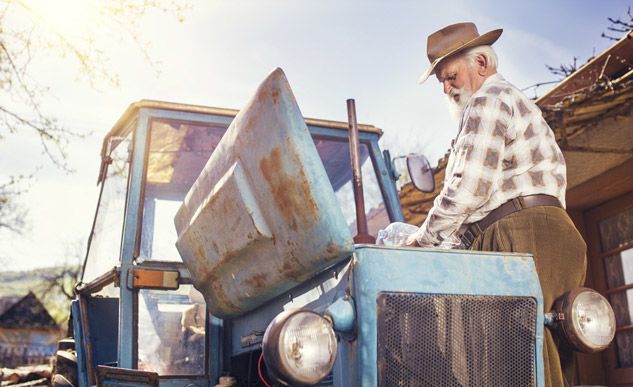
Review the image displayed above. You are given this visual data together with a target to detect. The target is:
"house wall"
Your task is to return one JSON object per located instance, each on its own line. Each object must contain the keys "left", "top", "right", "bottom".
{"left": 0, "top": 328, "right": 61, "bottom": 368}
{"left": 567, "top": 152, "right": 633, "bottom": 385}
{"left": 564, "top": 113, "right": 633, "bottom": 195}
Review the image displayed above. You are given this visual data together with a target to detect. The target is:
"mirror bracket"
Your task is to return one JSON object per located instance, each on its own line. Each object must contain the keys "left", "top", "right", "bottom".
{"left": 383, "top": 149, "right": 400, "bottom": 181}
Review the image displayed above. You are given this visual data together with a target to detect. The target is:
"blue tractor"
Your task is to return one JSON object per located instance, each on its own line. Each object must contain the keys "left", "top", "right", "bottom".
{"left": 53, "top": 68, "right": 615, "bottom": 387}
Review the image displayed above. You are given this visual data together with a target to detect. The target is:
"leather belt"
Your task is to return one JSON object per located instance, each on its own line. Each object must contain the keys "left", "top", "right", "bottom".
{"left": 459, "top": 194, "right": 562, "bottom": 249}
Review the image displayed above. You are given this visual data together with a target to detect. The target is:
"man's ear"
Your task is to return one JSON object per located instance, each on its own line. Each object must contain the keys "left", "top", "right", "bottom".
{"left": 476, "top": 54, "right": 488, "bottom": 76}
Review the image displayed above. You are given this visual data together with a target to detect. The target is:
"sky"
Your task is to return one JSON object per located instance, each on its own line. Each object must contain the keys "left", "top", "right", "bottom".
{"left": 0, "top": 0, "right": 630, "bottom": 271}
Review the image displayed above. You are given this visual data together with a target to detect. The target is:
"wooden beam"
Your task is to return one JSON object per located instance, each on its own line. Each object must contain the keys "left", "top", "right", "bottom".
{"left": 567, "top": 157, "right": 633, "bottom": 210}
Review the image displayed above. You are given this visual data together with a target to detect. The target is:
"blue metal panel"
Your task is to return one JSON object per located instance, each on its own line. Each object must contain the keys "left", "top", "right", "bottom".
{"left": 71, "top": 301, "right": 90, "bottom": 387}
{"left": 352, "top": 246, "right": 545, "bottom": 387}
{"left": 325, "top": 297, "right": 355, "bottom": 334}
{"left": 331, "top": 332, "right": 356, "bottom": 387}
{"left": 208, "top": 315, "right": 223, "bottom": 384}
{"left": 118, "top": 109, "right": 150, "bottom": 369}
{"left": 86, "top": 297, "right": 119, "bottom": 367}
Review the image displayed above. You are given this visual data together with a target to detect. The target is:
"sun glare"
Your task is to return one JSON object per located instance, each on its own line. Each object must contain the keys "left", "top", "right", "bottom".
{"left": 21, "top": 0, "right": 99, "bottom": 38}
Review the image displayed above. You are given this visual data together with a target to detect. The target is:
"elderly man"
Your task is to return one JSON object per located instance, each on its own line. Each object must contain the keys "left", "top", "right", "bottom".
{"left": 406, "top": 22, "right": 587, "bottom": 387}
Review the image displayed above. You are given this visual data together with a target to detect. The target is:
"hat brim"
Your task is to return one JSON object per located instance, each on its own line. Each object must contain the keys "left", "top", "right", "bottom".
{"left": 417, "top": 28, "right": 503, "bottom": 84}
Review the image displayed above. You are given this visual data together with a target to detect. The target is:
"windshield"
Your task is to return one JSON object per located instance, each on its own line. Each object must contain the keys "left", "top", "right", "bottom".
{"left": 313, "top": 138, "right": 389, "bottom": 235}
{"left": 139, "top": 118, "right": 223, "bottom": 261}
{"left": 139, "top": 118, "right": 389, "bottom": 261}
{"left": 137, "top": 286, "right": 206, "bottom": 375}
{"left": 83, "top": 130, "right": 133, "bottom": 283}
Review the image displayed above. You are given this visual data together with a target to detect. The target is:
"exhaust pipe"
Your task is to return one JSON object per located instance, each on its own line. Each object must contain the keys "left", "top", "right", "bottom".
{"left": 346, "top": 99, "right": 374, "bottom": 244}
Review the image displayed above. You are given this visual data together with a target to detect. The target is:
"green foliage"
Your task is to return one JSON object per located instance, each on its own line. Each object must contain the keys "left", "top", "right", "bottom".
{"left": 0, "top": 265, "right": 81, "bottom": 324}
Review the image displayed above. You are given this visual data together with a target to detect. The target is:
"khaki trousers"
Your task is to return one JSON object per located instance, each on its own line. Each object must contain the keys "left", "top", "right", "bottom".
{"left": 469, "top": 206, "right": 587, "bottom": 387}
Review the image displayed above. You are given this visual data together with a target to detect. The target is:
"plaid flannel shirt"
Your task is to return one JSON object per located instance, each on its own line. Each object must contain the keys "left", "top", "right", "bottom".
{"left": 413, "top": 73, "right": 567, "bottom": 247}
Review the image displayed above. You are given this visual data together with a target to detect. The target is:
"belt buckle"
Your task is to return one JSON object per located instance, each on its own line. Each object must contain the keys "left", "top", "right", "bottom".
{"left": 459, "top": 228, "right": 476, "bottom": 249}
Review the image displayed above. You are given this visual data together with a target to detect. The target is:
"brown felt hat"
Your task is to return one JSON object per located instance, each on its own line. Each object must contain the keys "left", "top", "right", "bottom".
{"left": 418, "top": 22, "right": 502, "bottom": 84}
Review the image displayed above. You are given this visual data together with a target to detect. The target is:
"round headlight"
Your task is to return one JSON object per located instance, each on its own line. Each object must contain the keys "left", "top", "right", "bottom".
{"left": 552, "top": 287, "right": 616, "bottom": 353}
{"left": 263, "top": 309, "right": 337, "bottom": 385}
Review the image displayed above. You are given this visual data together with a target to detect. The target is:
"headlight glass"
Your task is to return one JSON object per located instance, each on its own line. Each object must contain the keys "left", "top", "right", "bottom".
{"left": 263, "top": 309, "right": 337, "bottom": 385}
{"left": 572, "top": 290, "right": 616, "bottom": 349}
{"left": 551, "top": 287, "right": 616, "bottom": 353}
{"left": 279, "top": 312, "right": 337, "bottom": 383}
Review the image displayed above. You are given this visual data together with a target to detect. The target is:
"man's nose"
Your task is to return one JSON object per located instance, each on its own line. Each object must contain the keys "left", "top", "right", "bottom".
{"left": 443, "top": 81, "right": 452, "bottom": 95}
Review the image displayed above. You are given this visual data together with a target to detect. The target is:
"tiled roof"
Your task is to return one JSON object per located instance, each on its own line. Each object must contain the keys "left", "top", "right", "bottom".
{"left": 0, "top": 292, "right": 58, "bottom": 329}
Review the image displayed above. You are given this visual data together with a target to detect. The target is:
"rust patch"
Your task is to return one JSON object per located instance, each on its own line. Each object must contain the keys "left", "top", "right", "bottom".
{"left": 280, "top": 260, "right": 293, "bottom": 274}
{"left": 194, "top": 239, "right": 205, "bottom": 261}
{"left": 246, "top": 272, "right": 267, "bottom": 289}
{"left": 208, "top": 277, "right": 240, "bottom": 313}
{"left": 256, "top": 82, "right": 281, "bottom": 107}
{"left": 272, "top": 88, "right": 281, "bottom": 105}
{"left": 323, "top": 241, "right": 346, "bottom": 261}
{"left": 256, "top": 85, "right": 270, "bottom": 105}
{"left": 279, "top": 250, "right": 304, "bottom": 280}
{"left": 259, "top": 147, "right": 319, "bottom": 231}
{"left": 219, "top": 247, "right": 242, "bottom": 266}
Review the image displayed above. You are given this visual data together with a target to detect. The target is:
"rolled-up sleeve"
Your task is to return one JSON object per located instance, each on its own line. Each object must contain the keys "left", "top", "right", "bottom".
{"left": 413, "top": 94, "right": 512, "bottom": 246}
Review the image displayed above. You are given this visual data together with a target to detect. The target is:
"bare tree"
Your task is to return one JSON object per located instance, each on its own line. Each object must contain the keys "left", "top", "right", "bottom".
{"left": 39, "top": 263, "right": 81, "bottom": 301}
{"left": 545, "top": 56, "right": 579, "bottom": 78}
{"left": 0, "top": 175, "right": 28, "bottom": 234}
{"left": 0, "top": 0, "right": 190, "bottom": 235}
{"left": 34, "top": 239, "right": 85, "bottom": 325}
{"left": 602, "top": 6, "right": 633, "bottom": 41}
{"left": 530, "top": 6, "right": 633, "bottom": 94}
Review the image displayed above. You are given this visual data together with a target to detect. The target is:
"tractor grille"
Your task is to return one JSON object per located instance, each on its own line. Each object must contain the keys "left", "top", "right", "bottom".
{"left": 377, "top": 292, "right": 537, "bottom": 387}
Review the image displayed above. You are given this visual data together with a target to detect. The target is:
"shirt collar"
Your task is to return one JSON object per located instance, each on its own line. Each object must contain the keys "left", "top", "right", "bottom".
{"left": 482, "top": 72, "right": 504, "bottom": 86}
{"left": 469, "top": 73, "right": 504, "bottom": 101}
{"left": 455, "top": 73, "right": 505, "bottom": 140}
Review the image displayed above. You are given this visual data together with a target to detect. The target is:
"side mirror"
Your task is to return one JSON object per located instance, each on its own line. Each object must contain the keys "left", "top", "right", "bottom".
{"left": 407, "top": 155, "right": 435, "bottom": 193}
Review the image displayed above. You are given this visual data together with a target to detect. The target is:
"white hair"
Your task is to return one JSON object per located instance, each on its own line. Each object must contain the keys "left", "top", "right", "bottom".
{"left": 463, "top": 45, "right": 498, "bottom": 70}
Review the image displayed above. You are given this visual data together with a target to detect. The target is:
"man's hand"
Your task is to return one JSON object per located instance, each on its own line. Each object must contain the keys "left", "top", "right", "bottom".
{"left": 404, "top": 234, "right": 421, "bottom": 247}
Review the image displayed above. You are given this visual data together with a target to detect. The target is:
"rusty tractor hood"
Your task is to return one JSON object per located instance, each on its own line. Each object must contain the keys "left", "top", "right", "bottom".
{"left": 174, "top": 68, "right": 354, "bottom": 318}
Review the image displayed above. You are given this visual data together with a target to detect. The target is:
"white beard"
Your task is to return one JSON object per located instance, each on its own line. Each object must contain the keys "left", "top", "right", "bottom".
{"left": 446, "top": 87, "right": 473, "bottom": 122}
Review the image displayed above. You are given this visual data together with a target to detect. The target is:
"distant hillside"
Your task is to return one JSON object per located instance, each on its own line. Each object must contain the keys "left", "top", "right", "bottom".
{"left": 0, "top": 265, "right": 81, "bottom": 324}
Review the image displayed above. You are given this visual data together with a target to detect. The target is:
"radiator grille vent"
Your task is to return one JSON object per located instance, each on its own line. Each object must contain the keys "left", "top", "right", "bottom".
{"left": 377, "top": 292, "right": 537, "bottom": 387}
